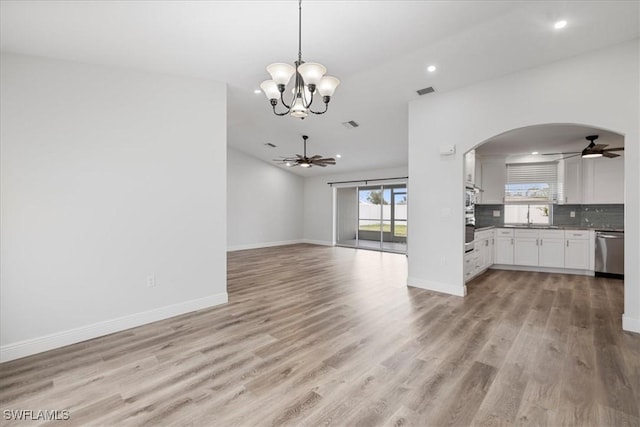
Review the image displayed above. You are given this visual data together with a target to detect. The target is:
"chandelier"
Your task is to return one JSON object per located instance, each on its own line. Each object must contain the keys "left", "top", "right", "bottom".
{"left": 260, "top": 0, "right": 340, "bottom": 119}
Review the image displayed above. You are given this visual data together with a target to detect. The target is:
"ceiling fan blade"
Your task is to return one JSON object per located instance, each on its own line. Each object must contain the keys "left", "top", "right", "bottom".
{"left": 315, "top": 163, "right": 327, "bottom": 167}
{"left": 592, "top": 144, "right": 608, "bottom": 150}
{"left": 603, "top": 152, "right": 620, "bottom": 158}
{"left": 603, "top": 147, "right": 624, "bottom": 152}
{"left": 309, "top": 155, "right": 322, "bottom": 160}
{"left": 561, "top": 153, "right": 582, "bottom": 160}
{"left": 542, "top": 152, "right": 579, "bottom": 156}
{"left": 296, "top": 154, "right": 304, "bottom": 159}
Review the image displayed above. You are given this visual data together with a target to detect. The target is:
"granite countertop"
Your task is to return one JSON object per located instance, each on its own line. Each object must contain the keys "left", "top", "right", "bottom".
{"left": 476, "top": 225, "right": 623, "bottom": 232}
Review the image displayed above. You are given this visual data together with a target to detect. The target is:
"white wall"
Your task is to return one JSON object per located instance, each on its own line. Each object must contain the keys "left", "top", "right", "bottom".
{"left": 0, "top": 53, "right": 228, "bottom": 361}
{"left": 303, "top": 166, "right": 408, "bottom": 245}
{"left": 408, "top": 40, "right": 640, "bottom": 332}
{"left": 227, "top": 148, "right": 304, "bottom": 251}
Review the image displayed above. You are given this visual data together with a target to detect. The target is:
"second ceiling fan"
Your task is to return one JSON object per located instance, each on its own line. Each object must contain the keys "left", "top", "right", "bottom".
{"left": 542, "top": 135, "right": 624, "bottom": 159}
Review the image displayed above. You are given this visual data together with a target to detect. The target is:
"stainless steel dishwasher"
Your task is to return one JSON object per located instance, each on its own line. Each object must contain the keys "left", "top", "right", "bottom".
{"left": 595, "top": 231, "right": 624, "bottom": 278}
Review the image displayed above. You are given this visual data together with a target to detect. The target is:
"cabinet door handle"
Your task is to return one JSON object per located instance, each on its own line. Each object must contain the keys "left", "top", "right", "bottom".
{"left": 536, "top": 239, "right": 539, "bottom": 246}
{"left": 540, "top": 239, "right": 543, "bottom": 246}
{"left": 566, "top": 240, "right": 569, "bottom": 247}
{"left": 511, "top": 238, "right": 514, "bottom": 245}
{"left": 485, "top": 240, "right": 489, "bottom": 247}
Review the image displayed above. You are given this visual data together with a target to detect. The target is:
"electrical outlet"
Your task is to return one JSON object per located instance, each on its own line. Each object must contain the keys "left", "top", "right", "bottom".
{"left": 146, "top": 275, "right": 156, "bottom": 287}
{"left": 570, "top": 211, "right": 576, "bottom": 218}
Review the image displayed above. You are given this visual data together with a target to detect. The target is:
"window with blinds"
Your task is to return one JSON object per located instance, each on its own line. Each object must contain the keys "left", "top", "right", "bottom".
{"left": 504, "top": 162, "right": 559, "bottom": 202}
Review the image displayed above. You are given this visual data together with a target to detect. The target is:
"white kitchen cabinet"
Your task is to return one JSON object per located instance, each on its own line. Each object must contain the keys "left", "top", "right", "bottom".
{"left": 514, "top": 229, "right": 539, "bottom": 266}
{"left": 592, "top": 157, "right": 624, "bottom": 203}
{"left": 465, "top": 229, "right": 495, "bottom": 282}
{"left": 481, "top": 237, "right": 494, "bottom": 270}
{"left": 538, "top": 230, "right": 565, "bottom": 268}
{"left": 479, "top": 161, "right": 505, "bottom": 204}
{"left": 565, "top": 230, "right": 591, "bottom": 270}
{"left": 464, "top": 150, "right": 476, "bottom": 185}
{"left": 495, "top": 228, "right": 514, "bottom": 265}
{"left": 560, "top": 157, "right": 582, "bottom": 204}
{"left": 476, "top": 229, "right": 494, "bottom": 271}
{"left": 464, "top": 250, "right": 478, "bottom": 282}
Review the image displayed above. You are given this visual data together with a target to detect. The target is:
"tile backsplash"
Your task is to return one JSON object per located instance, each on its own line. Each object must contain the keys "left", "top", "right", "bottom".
{"left": 475, "top": 204, "right": 624, "bottom": 229}
{"left": 554, "top": 204, "right": 624, "bottom": 229}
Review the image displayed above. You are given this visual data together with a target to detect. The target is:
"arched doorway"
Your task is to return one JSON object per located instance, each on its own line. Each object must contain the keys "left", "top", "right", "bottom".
{"left": 463, "top": 123, "right": 625, "bottom": 298}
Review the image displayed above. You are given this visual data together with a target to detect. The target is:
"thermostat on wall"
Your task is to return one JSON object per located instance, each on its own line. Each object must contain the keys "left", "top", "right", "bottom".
{"left": 439, "top": 145, "right": 456, "bottom": 155}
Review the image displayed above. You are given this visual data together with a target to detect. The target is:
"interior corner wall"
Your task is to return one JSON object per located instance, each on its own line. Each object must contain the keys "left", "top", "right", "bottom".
{"left": 303, "top": 166, "right": 409, "bottom": 245}
{"left": 0, "top": 53, "right": 228, "bottom": 361}
{"left": 407, "top": 39, "right": 640, "bottom": 332}
{"left": 226, "top": 148, "right": 304, "bottom": 251}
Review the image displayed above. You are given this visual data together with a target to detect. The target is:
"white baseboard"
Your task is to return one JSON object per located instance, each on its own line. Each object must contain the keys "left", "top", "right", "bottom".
{"left": 302, "top": 239, "right": 334, "bottom": 246}
{"left": 490, "top": 265, "right": 594, "bottom": 276}
{"left": 622, "top": 314, "right": 640, "bottom": 334}
{"left": 0, "top": 292, "right": 228, "bottom": 363}
{"left": 407, "top": 277, "right": 466, "bottom": 297}
{"left": 227, "top": 239, "right": 304, "bottom": 252}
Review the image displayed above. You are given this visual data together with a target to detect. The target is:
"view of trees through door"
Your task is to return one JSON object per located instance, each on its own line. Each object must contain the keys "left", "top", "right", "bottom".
{"left": 336, "top": 184, "right": 407, "bottom": 254}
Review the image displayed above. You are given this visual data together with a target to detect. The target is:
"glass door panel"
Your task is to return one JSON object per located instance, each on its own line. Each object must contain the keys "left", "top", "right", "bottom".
{"left": 336, "top": 184, "right": 407, "bottom": 254}
{"left": 336, "top": 187, "right": 358, "bottom": 247}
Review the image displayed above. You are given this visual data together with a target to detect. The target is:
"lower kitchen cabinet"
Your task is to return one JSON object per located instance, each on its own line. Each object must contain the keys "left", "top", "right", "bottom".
{"left": 565, "top": 230, "right": 591, "bottom": 270}
{"left": 465, "top": 229, "right": 494, "bottom": 282}
{"left": 495, "top": 228, "right": 514, "bottom": 264}
{"left": 514, "top": 229, "right": 539, "bottom": 266}
{"left": 538, "top": 230, "right": 565, "bottom": 268}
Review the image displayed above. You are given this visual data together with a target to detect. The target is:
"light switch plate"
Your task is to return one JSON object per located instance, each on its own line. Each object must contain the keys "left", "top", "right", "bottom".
{"left": 493, "top": 210, "right": 501, "bottom": 217}
{"left": 570, "top": 211, "right": 576, "bottom": 218}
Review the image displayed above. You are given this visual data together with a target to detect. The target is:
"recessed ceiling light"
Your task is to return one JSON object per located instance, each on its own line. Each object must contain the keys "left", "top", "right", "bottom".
{"left": 531, "top": 151, "right": 539, "bottom": 155}
{"left": 253, "top": 89, "right": 261, "bottom": 94}
{"left": 336, "top": 154, "right": 342, "bottom": 158}
{"left": 427, "top": 65, "right": 437, "bottom": 73}
{"left": 554, "top": 20, "right": 567, "bottom": 30}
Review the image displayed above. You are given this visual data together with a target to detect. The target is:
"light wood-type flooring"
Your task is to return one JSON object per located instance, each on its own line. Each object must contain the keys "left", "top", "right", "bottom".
{"left": 1, "top": 244, "right": 639, "bottom": 426}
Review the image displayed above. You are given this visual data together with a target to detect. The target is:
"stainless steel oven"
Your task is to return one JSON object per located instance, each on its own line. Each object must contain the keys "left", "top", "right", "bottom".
{"left": 465, "top": 186, "right": 476, "bottom": 215}
{"left": 464, "top": 186, "right": 475, "bottom": 252}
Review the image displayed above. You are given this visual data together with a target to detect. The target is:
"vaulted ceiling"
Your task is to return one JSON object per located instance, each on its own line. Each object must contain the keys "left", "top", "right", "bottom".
{"left": 2, "top": 1, "right": 638, "bottom": 175}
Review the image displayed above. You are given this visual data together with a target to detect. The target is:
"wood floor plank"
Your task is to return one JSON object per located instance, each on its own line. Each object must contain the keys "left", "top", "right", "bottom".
{"left": 0, "top": 244, "right": 638, "bottom": 426}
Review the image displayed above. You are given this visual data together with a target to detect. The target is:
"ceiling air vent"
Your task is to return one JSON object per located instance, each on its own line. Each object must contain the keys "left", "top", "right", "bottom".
{"left": 264, "top": 142, "right": 277, "bottom": 148}
{"left": 416, "top": 86, "right": 435, "bottom": 96}
{"left": 342, "top": 120, "right": 360, "bottom": 129}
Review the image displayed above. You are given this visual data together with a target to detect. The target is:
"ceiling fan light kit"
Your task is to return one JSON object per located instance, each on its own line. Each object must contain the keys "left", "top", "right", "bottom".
{"left": 260, "top": 0, "right": 340, "bottom": 119}
{"left": 274, "top": 135, "right": 336, "bottom": 168}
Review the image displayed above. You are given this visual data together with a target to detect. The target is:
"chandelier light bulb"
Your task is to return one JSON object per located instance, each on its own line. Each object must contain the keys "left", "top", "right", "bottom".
{"left": 317, "top": 76, "right": 340, "bottom": 97}
{"left": 260, "top": 80, "right": 280, "bottom": 100}
{"left": 298, "top": 62, "right": 327, "bottom": 86}
{"left": 266, "top": 63, "right": 296, "bottom": 86}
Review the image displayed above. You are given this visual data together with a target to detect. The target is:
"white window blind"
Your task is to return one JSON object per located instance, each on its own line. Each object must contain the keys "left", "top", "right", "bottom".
{"left": 505, "top": 162, "right": 558, "bottom": 202}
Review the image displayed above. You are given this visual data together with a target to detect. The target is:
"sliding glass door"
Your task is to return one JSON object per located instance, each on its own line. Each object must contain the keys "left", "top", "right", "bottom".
{"left": 335, "top": 183, "right": 407, "bottom": 253}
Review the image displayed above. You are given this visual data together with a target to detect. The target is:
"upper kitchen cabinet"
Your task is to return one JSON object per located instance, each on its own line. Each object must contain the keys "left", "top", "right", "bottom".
{"left": 478, "top": 160, "right": 505, "bottom": 204}
{"left": 558, "top": 157, "right": 582, "bottom": 204}
{"left": 464, "top": 150, "right": 476, "bottom": 185}
{"left": 582, "top": 156, "right": 624, "bottom": 204}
